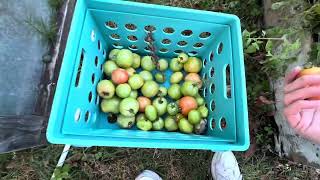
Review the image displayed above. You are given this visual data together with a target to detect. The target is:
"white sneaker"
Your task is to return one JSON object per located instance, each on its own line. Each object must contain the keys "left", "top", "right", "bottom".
{"left": 135, "top": 170, "right": 162, "bottom": 180}
{"left": 211, "top": 151, "right": 242, "bottom": 180}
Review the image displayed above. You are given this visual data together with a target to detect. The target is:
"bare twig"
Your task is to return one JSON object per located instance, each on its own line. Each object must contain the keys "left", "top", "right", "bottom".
{"left": 145, "top": 32, "right": 160, "bottom": 69}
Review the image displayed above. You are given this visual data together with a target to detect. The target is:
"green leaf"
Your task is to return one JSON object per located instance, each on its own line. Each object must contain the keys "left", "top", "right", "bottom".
{"left": 281, "top": 39, "right": 301, "bottom": 58}
{"left": 271, "top": 2, "right": 288, "bottom": 10}
{"left": 256, "top": 40, "right": 263, "bottom": 44}
{"left": 245, "top": 38, "right": 253, "bottom": 47}
{"left": 242, "top": 29, "right": 250, "bottom": 37}
{"left": 265, "top": 40, "right": 273, "bottom": 52}
{"left": 62, "top": 164, "right": 71, "bottom": 172}
{"left": 252, "top": 42, "right": 260, "bottom": 50}
{"left": 249, "top": 30, "right": 257, "bottom": 35}
{"left": 95, "top": 152, "right": 103, "bottom": 159}
{"left": 266, "top": 51, "right": 273, "bottom": 57}
{"left": 245, "top": 45, "right": 258, "bottom": 54}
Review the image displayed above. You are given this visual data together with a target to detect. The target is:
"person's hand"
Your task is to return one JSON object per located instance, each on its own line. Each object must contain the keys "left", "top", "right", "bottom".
{"left": 284, "top": 67, "right": 320, "bottom": 144}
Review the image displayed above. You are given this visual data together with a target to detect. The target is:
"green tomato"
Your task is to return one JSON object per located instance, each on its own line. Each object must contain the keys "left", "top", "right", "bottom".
{"left": 145, "top": 105, "right": 158, "bottom": 122}
{"left": 195, "top": 92, "right": 201, "bottom": 98}
{"left": 198, "top": 105, "right": 209, "bottom": 118}
{"left": 177, "top": 53, "right": 189, "bottom": 64}
{"left": 109, "top": 49, "right": 120, "bottom": 61}
{"left": 181, "top": 81, "right": 199, "bottom": 97}
{"left": 170, "top": 58, "right": 183, "bottom": 72}
{"left": 155, "top": 73, "right": 165, "bottom": 83}
{"left": 196, "top": 97, "right": 205, "bottom": 106}
{"left": 97, "top": 80, "right": 115, "bottom": 99}
{"left": 170, "top": 72, "right": 183, "bottom": 84}
{"left": 152, "top": 97, "right": 168, "bottom": 116}
{"left": 139, "top": 70, "right": 153, "bottom": 81}
{"left": 167, "top": 102, "right": 179, "bottom": 116}
{"left": 141, "top": 81, "right": 159, "bottom": 98}
{"left": 128, "top": 74, "right": 144, "bottom": 90}
{"left": 175, "top": 113, "right": 184, "bottom": 122}
{"left": 178, "top": 118, "right": 193, "bottom": 134}
{"left": 116, "top": 83, "right": 131, "bottom": 98}
{"left": 137, "top": 118, "right": 152, "bottom": 131}
{"left": 141, "top": 56, "right": 155, "bottom": 71}
{"left": 158, "top": 59, "right": 168, "bottom": 71}
{"left": 152, "top": 117, "right": 164, "bottom": 130}
{"left": 117, "top": 115, "right": 135, "bottom": 129}
{"left": 168, "top": 84, "right": 182, "bottom": 100}
{"left": 103, "top": 61, "right": 118, "bottom": 76}
{"left": 184, "top": 57, "right": 202, "bottom": 73}
{"left": 116, "top": 49, "right": 133, "bottom": 68}
{"left": 158, "top": 86, "right": 167, "bottom": 97}
{"left": 119, "top": 98, "right": 139, "bottom": 117}
{"left": 188, "top": 110, "right": 201, "bottom": 125}
{"left": 164, "top": 116, "right": 178, "bottom": 131}
{"left": 129, "top": 90, "right": 138, "bottom": 98}
{"left": 136, "top": 113, "right": 147, "bottom": 122}
{"left": 126, "top": 67, "right": 136, "bottom": 77}
{"left": 100, "top": 97, "right": 121, "bottom": 114}
{"left": 132, "top": 53, "right": 141, "bottom": 69}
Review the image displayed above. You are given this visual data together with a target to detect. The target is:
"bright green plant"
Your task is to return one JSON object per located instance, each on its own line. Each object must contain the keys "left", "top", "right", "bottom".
{"left": 25, "top": 0, "right": 64, "bottom": 46}
{"left": 256, "top": 124, "right": 274, "bottom": 145}
{"left": 52, "top": 165, "right": 71, "bottom": 180}
{"left": 242, "top": 30, "right": 264, "bottom": 54}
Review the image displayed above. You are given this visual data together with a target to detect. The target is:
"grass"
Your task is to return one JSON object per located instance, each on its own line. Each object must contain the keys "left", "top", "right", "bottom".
{"left": 238, "top": 150, "right": 320, "bottom": 180}
{"left": 0, "top": 146, "right": 212, "bottom": 179}
{"left": 1, "top": 146, "right": 319, "bottom": 179}
{"left": 65, "top": 147, "right": 212, "bottom": 179}
{"left": 0, "top": 145, "right": 63, "bottom": 179}
{"left": 24, "top": 0, "right": 64, "bottom": 46}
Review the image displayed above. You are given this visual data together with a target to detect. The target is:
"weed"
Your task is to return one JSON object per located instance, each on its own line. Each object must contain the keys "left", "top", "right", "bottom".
{"left": 0, "top": 145, "right": 63, "bottom": 180}
{"left": 310, "top": 42, "right": 320, "bottom": 66}
{"left": 24, "top": 15, "right": 58, "bottom": 46}
{"left": 256, "top": 124, "right": 275, "bottom": 146}
{"left": 261, "top": 1, "right": 320, "bottom": 78}
{"left": 52, "top": 164, "right": 71, "bottom": 180}
{"left": 48, "top": 0, "right": 64, "bottom": 12}
{"left": 24, "top": 0, "right": 64, "bottom": 46}
{"left": 243, "top": 30, "right": 265, "bottom": 54}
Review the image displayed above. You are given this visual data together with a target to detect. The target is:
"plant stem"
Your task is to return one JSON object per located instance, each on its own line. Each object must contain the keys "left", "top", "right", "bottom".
{"left": 252, "top": 37, "right": 285, "bottom": 41}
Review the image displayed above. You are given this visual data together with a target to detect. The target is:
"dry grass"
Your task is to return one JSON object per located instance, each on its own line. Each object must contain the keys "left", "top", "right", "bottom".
{"left": 65, "top": 147, "right": 212, "bottom": 179}
{"left": 1, "top": 146, "right": 320, "bottom": 179}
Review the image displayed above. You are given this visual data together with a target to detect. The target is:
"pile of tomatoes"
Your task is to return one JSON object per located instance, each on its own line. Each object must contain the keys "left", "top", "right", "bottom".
{"left": 97, "top": 48, "right": 209, "bottom": 134}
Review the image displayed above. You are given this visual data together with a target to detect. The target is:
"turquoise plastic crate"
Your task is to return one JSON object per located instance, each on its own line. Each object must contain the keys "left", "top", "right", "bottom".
{"left": 47, "top": 0, "right": 249, "bottom": 151}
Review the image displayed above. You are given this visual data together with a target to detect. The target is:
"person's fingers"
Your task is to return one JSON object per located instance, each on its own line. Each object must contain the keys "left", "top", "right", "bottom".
{"left": 284, "top": 67, "right": 302, "bottom": 85}
{"left": 284, "top": 75, "right": 320, "bottom": 93}
{"left": 305, "top": 109, "right": 320, "bottom": 132}
{"left": 302, "top": 109, "right": 320, "bottom": 144}
{"left": 283, "top": 100, "right": 320, "bottom": 115}
{"left": 296, "top": 109, "right": 315, "bottom": 133}
{"left": 284, "top": 86, "right": 320, "bottom": 106}
{"left": 284, "top": 113, "right": 301, "bottom": 128}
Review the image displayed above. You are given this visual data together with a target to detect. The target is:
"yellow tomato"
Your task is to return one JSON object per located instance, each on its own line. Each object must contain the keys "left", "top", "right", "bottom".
{"left": 299, "top": 67, "right": 320, "bottom": 100}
